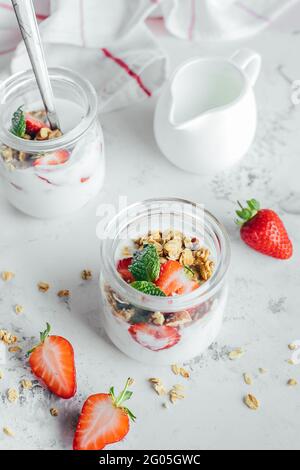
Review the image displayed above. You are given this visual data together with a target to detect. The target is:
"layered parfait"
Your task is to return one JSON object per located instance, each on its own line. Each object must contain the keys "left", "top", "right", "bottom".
{"left": 101, "top": 228, "right": 229, "bottom": 365}
{"left": 0, "top": 68, "right": 104, "bottom": 218}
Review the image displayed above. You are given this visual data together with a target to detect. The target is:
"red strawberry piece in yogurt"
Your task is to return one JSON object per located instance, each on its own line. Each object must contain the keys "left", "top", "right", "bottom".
{"left": 155, "top": 260, "right": 199, "bottom": 296}
{"left": 33, "top": 149, "right": 70, "bottom": 167}
{"left": 26, "top": 114, "right": 49, "bottom": 137}
{"left": 117, "top": 258, "right": 134, "bottom": 283}
{"left": 128, "top": 323, "right": 180, "bottom": 351}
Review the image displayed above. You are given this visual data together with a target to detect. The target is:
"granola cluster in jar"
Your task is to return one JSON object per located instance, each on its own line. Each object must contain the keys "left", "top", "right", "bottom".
{"left": 133, "top": 229, "right": 214, "bottom": 283}
{"left": 103, "top": 229, "right": 216, "bottom": 331}
{"left": 1, "top": 110, "right": 63, "bottom": 170}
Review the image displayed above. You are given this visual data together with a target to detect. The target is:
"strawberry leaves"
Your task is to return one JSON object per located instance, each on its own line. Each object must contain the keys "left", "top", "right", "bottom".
{"left": 235, "top": 199, "right": 260, "bottom": 226}
{"left": 10, "top": 106, "right": 26, "bottom": 138}
{"left": 27, "top": 322, "right": 51, "bottom": 356}
{"left": 131, "top": 281, "right": 166, "bottom": 296}
{"left": 109, "top": 378, "right": 136, "bottom": 422}
{"left": 128, "top": 244, "right": 160, "bottom": 282}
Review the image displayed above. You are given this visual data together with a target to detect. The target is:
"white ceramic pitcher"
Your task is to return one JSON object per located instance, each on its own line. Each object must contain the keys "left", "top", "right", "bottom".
{"left": 154, "top": 49, "right": 261, "bottom": 174}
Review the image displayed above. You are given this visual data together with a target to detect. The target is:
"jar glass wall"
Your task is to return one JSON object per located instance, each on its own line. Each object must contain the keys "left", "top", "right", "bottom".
{"left": 0, "top": 67, "right": 105, "bottom": 218}
{"left": 100, "top": 198, "right": 231, "bottom": 365}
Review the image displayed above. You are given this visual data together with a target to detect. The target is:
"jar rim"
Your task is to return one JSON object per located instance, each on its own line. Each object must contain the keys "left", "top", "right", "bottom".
{"left": 0, "top": 67, "right": 98, "bottom": 152}
{"left": 100, "top": 197, "right": 231, "bottom": 312}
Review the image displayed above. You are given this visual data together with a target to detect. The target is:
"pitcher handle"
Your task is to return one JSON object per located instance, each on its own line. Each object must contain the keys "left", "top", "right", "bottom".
{"left": 231, "top": 49, "right": 261, "bottom": 87}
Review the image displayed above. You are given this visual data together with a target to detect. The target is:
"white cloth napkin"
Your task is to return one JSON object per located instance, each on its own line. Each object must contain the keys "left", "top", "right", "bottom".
{"left": 0, "top": 0, "right": 297, "bottom": 112}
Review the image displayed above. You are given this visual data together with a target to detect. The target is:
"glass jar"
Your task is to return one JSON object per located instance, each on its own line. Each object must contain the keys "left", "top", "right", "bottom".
{"left": 0, "top": 67, "right": 105, "bottom": 218}
{"left": 100, "top": 198, "right": 231, "bottom": 365}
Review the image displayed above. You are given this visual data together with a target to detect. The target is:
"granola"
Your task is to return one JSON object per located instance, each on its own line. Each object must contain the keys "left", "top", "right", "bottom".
{"left": 50, "top": 408, "right": 59, "bottom": 417}
{"left": 1, "top": 108, "right": 64, "bottom": 169}
{"left": 287, "top": 379, "right": 298, "bottom": 386}
{"left": 149, "top": 378, "right": 167, "bottom": 396}
{"left": 229, "top": 348, "right": 244, "bottom": 360}
{"left": 14, "top": 304, "right": 24, "bottom": 314}
{"left": 57, "top": 289, "right": 70, "bottom": 298}
{"left": 0, "top": 329, "right": 18, "bottom": 345}
{"left": 1, "top": 271, "right": 15, "bottom": 281}
{"left": 38, "top": 282, "right": 50, "bottom": 293}
{"left": 243, "top": 373, "right": 253, "bottom": 385}
{"left": 81, "top": 269, "right": 92, "bottom": 281}
{"left": 244, "top": 394, "right": 260, "bottom": 410}
{"left": 133, "top": 230, "right": 214, "bottom": 283}
{"left": 3, "top": 427, "right": 14, "bottom": 437}
{"left": 7, "top": 388, "right": 19, "bottom": 403}
{"left": 21, "top": 379, "right": 33, "bottom": 390}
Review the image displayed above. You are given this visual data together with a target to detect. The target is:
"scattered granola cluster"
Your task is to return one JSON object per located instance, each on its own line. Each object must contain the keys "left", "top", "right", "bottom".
{"left": 0, "top": 329, "right": 18, "bottom": 345}
{"left": 1, "top": 271, "right": 15, "bottom": 282}
{"left": 149, "top": 364, "right": 190, "bottom": 406}
{"left": 133, "top": 230, "right": 214, "bottom": 283}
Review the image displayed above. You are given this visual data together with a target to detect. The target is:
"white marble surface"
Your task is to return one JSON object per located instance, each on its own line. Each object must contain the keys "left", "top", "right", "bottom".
{"left": 1, "top": 8, "right": 300, "bottom": 451}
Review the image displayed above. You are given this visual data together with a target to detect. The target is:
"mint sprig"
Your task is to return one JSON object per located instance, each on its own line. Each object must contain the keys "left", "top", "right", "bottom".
{"left": 131, "top": 281, "right": 166, "bottom": 297}
{"left": 10, "top": 106, "right": 26, "bottom": 138}
{"left": 129, "top": 244, "right": 160, "bottom": 282}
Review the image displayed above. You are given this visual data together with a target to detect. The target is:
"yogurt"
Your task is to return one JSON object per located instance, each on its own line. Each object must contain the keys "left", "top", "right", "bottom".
{"left": 0, "top": 68, "right": 105, "bottom": 218}
{"left": 101, "top": 281, "right": 228, "bottom": 365}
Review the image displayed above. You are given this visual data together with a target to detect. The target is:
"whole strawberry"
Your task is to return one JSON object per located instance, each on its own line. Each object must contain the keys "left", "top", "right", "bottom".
{"left": 236, "top": 199, "right": 293, "bottom": 260}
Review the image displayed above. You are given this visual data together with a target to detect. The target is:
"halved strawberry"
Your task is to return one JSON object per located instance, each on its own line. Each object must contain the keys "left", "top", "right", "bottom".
{"left": 128, "top": 323, "right": 180, "bottom": 351}
{"left": 73, "top": 378, "right": 135, "bottom": 451}
{"left": 155, "top": 260, "right": 199, "bottom": 296}
{"left": 117, "top": 258, "right": 134, "bottom": 283}
{"left": 28, "top": 323, "right": 76, "bottom": 399}
{"left": 26, "top": 113, "right": 49, "bottom": 136}
{"left": 33, "top": 149, "right": 70, "bottom": 167}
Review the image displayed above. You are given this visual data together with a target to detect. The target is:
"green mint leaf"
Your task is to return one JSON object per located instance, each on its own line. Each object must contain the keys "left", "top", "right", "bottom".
{"left": 10, "top": 106, "right": 26, "bottom": 138}
{"left": 129, "top": 244, "right": 160, "bottom": 282}
{"left": 131, "top": 281, "right": 166, "bottom": 297}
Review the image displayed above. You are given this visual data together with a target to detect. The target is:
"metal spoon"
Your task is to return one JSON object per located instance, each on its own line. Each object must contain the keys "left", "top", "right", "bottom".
{"left": 11, "top": 0, "right": 60, "bottom": 130}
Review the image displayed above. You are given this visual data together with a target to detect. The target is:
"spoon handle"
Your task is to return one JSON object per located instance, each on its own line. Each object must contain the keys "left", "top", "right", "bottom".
{"left": 11, "top": 0, "right": 60, "bottom": 130}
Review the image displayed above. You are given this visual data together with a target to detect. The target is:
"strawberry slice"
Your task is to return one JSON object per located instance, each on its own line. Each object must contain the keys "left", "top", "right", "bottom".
{"left": 73, "top": 378, "right": 135, "bottom": 451}
{"left": 155, "top": 260, "right": 199, "bottom": 296}
{"left": 128, "top": 323, "right": 180, "bottom": 351}
{"left": 117, "top": 258, "right": 134, "bottom": 283}
{"left": 177, "top": 280, "right": 199, "bottom": 295}
{"left": 28, "top": 323, "right": 76, "bottom": 399}
{"left": 33, "top": 149, "right": 70, "bottom": 167}
{"left": 26, "top": 113, "right": 49, "bottom": 136}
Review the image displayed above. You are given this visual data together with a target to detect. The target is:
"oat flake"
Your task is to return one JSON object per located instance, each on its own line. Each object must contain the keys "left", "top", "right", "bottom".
{"left": 244, "top": 394, "right": 260, "bottom": 410}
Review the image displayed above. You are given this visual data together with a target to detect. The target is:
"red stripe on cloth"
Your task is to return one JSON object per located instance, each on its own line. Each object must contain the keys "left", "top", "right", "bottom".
{"left": 0, "top": 2, "right": 11, "bottom": 11}
{"left": 0, "top": 47, "right": 16, "bottom": 56}
{"left": 0, "top": 2, "right": 48, "bottom": 21}
{"left": 188, "top": 0, "right": 196, "bottom": 40}
{"left": 235, "top": 2, "right": 270, "bottom": 23}
{"left": 101, "top": 48, "right": 152, "bottom": 97}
